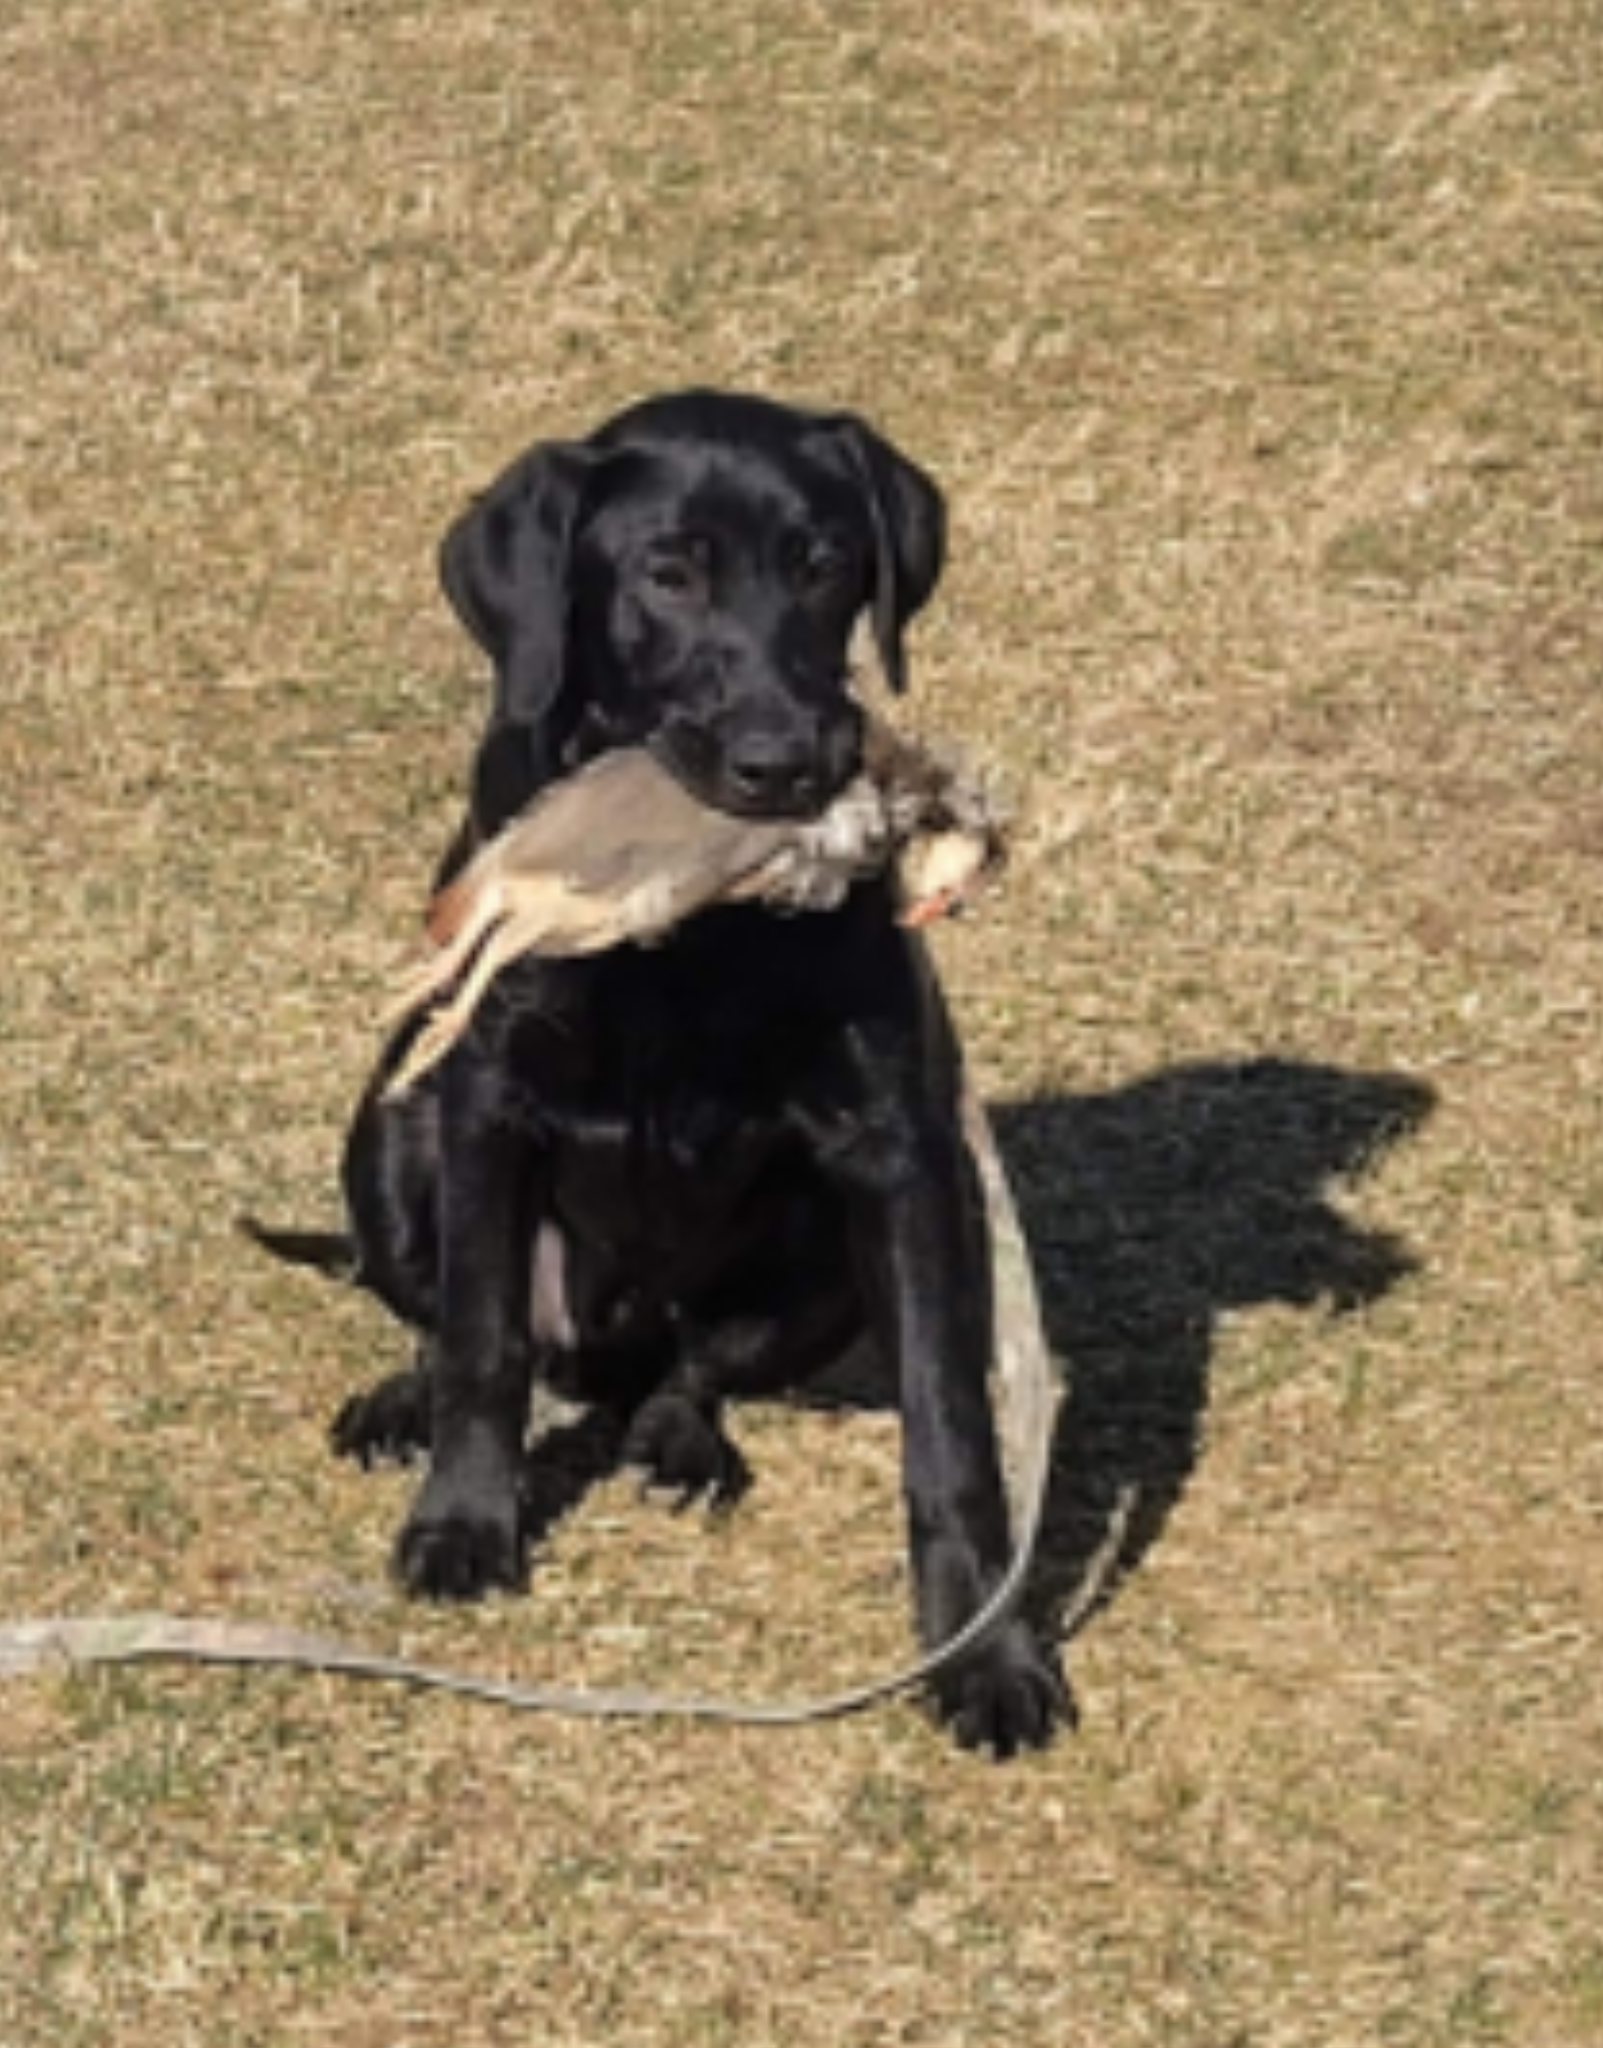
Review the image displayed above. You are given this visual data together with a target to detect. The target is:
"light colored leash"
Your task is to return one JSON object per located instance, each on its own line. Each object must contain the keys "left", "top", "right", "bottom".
{"left": 0, "top": 1098, "right": 1128, "bottom": 1724}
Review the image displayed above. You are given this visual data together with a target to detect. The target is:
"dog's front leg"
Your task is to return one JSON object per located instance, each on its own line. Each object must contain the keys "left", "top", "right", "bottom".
{"left": 395, "top": 1058, "right": 536, "bottom": 1600}
{"left": 816, "top": 1035, "right": 1067, "bottom": 1756}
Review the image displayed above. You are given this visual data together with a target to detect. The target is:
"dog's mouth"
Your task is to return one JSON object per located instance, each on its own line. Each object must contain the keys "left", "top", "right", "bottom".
{"left": 644, "top": 717, "right": 862, "bottom": 825}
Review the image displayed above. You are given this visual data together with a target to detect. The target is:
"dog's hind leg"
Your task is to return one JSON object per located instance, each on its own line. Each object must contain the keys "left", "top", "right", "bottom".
{"left": 331, "top": 1338, "right": 435, "bottom": 1468}
{"left": 623, "top": 1212, "right": 865, "bottom": 1509}
{"left": 621, "top": 1366, "right": 755, "bottom": 1510}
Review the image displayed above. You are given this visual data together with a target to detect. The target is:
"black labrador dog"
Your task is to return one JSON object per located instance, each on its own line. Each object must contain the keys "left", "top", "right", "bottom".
{"left": 334, "top": 389, "right": 1064, "bottom": 1754}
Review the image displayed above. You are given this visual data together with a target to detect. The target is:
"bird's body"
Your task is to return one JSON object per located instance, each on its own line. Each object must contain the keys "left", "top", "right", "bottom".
{"left": 386, "top": 721, "right": 1001, "bottom": 1096}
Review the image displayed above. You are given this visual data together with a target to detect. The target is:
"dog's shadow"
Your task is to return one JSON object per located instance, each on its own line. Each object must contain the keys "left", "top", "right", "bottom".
{"left": 987, "top": 1055, "right": 1434, "bottom": 1644}
{"left": 515, "top": 1053, "right": 1435, "bottom": 1645}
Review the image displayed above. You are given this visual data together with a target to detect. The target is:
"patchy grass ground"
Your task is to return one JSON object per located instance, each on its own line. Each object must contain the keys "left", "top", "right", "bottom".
{"left": 3, "top": 0, "right": 1601, "bottom": 2041}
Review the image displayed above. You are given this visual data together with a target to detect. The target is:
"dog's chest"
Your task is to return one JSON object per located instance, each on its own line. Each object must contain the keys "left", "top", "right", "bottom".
{"left": 531, "top": 1078, "right": 799, "bottom": 1348}
{"left": 505, "top": 936, "right": 826, "bottom": 1320}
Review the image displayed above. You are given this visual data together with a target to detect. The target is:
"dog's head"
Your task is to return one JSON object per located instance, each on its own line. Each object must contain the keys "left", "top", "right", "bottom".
{"left": 439, "top": 389, "right": 946, "bottom": 832}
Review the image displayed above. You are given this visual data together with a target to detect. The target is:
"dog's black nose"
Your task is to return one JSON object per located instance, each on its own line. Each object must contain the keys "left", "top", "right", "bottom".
{"left": 724, "top": 736, "right": 822, "bottom": 814}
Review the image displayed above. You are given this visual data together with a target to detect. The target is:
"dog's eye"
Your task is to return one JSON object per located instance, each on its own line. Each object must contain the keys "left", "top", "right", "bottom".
{"left": 642, "top": 541, "right": 709, "bottom": 602}
{"left": 796, "top": 536, "right": 849, "bottom": 594}
{"left": 646, "top": 559, "right": 697, "bottom": 596}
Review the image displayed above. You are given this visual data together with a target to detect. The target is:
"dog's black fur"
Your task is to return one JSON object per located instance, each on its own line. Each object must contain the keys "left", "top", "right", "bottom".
{"left": 334, "top": 390, "right": 1064, "bottom": 1753}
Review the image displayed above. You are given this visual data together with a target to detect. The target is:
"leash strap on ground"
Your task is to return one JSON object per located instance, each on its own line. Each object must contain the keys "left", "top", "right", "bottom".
{"left": 0, "top": 1097, "right": 1127, "bottom": 1725}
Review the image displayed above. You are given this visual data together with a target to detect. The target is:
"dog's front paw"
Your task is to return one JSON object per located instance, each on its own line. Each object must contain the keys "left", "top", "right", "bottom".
{"left": 623, "top": 1392, "right": 752, "bottom": 1510}
{"left": 931, "top": 1623, "right": 1070, "bottom": 1760}
{"left": 394, "top": 1486, "right": 525, "bottom": 1602}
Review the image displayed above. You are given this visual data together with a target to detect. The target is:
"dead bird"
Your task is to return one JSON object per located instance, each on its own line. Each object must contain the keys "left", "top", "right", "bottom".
{"left": 385, "top": 718, "right": 1005, "bottom": 1097}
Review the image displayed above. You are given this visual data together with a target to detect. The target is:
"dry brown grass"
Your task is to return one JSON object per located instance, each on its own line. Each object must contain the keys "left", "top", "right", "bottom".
{"left": 3, "top": 0, "right": 1602, "bottom": 2041}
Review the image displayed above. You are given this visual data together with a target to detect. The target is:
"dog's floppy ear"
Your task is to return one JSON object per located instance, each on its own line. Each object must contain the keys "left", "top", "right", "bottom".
{"left": 440, "top": 439, "right": 596, "bottom": 721}
{"left": 825, "top": 416, "right": 946, "bottom": 694}
{"left": 439, "top": 439, "right": 596, "bottom": 829}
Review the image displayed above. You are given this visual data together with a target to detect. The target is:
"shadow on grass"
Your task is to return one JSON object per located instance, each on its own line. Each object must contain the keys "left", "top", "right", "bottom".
{"left": 990, "top": 1055, "right": 1436, "bottom": 1649}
